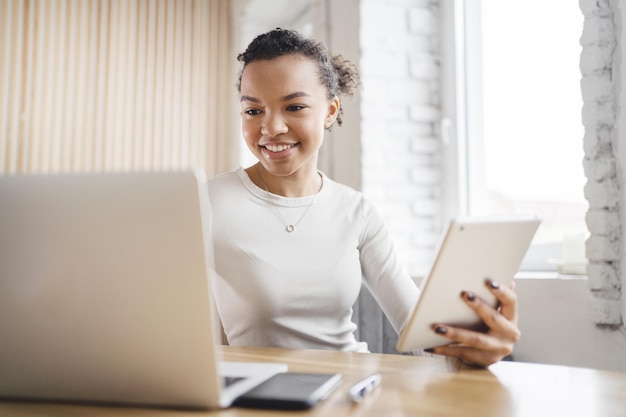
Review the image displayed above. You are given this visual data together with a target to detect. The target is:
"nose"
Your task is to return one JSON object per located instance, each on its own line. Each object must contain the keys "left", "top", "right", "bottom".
{"left": 260, "top": 113, "right": 288, "bottom": 137}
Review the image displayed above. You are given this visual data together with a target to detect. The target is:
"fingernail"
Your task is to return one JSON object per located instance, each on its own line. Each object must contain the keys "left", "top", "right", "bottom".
{"left": 434, "top": 326, "right": 447, "bottom": 334}
{"left": 486, "top": 279, "right": 500, "bottom": 290}
{"left": 461, "top": 291, "right": 476, "bottom": 302}
{"left": 424, "top": 348, "right": 435, "bottom": 353}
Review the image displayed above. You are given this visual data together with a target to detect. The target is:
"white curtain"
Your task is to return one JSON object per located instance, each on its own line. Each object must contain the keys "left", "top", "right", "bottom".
{"left": 0, "top": 0, "right": 232, "bottom": 176}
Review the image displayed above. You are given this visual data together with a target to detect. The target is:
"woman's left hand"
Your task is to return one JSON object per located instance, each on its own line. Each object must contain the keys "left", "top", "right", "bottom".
{"left": 426, "top": 279, "right": 521, "bottom": 368}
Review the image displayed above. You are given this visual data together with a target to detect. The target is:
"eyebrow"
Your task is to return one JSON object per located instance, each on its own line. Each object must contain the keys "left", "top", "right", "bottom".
{"left": 240, "top": 91, "right": 311, "bottom": 103}
{"left": 281, "top": 92, "right": 310, "bottom": 101}
{"left": 240, "top": 95, "right": 260, "bottom": 103}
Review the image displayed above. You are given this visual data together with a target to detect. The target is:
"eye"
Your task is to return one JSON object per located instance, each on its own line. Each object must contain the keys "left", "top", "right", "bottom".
{"left": 244, "top": 108, "right": 262, "bottom": 116}
{"left": 286, "top": 105, "right": 305, "bottom": 112}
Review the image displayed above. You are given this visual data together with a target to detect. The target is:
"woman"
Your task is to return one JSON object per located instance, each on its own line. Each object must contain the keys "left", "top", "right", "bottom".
{"left": 207, "top": 28, "right": 519, "bottom": 367}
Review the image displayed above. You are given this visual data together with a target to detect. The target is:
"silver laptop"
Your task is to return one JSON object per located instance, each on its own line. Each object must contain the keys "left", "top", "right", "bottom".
{"left": 0, "top": 170, "right": 286, "bottom": 409}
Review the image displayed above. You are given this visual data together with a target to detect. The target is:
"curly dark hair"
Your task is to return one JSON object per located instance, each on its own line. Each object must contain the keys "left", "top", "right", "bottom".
{"left": 237, "top": 28, "right": 360, "bottom": 127}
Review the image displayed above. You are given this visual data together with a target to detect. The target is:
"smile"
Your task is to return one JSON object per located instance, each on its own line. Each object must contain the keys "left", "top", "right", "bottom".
{"left": 262, "top": 143, "right": 297, "bottom": 153}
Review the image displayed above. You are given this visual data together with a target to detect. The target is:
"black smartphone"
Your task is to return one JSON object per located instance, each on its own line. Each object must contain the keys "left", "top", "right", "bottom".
{"left": 233, "top": 372, "right": 342, "bottom": 410}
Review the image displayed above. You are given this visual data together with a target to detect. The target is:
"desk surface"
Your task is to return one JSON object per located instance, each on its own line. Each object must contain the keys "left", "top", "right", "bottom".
{"left": 1, "top": 345, "right": 625, "bottom": 417}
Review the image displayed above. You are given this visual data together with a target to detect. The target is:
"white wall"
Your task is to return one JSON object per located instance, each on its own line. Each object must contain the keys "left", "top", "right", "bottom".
{"left": 515, "top": 277, "right": 626, "bottom": 371}
{"left": 612, "top": 0, "right": 626, "bottom": 331}
{"left": 359, "top": 0, "right": 444, "bottom": 277}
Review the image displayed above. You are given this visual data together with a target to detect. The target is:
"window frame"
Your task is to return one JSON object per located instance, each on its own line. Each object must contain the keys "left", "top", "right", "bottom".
{"left": 440, "top": 0, "right": 586, "bottom": 273}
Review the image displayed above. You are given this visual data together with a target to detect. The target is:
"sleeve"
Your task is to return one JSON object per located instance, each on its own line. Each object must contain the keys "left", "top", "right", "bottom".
{"left": 358, "top": 198, "right": 420, "bottom": 334}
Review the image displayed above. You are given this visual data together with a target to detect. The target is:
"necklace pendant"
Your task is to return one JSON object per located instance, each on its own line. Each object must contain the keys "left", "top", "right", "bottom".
{"left": 286, "top": 224, "right": 295, "bottom": 233}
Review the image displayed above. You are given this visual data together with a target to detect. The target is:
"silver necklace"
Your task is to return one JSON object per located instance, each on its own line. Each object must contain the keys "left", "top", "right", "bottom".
{"left": 257, "top": 166, "right": 322, "bottom": 233}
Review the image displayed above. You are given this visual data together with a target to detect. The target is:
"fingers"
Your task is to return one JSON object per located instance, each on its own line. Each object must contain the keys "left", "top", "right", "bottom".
{"left": 430, "top": 323, "right": 516, "bottom": 352}
{"left": 430, "top": 324, "right": 498, "bottom": 350}
{"left": 432, "top": 342, "right": 511, "bottom": 368}
{"left": 427, "top": 324, "right": 516, "bottom": 367}
{"left": 460, "top": 285, "right": 520, "bottom": 337}
{"left": 487, "top": 279, "right": 518, "bottom": 323}
{"left": 425, "top": 279, "right": 521, "bottom": 367}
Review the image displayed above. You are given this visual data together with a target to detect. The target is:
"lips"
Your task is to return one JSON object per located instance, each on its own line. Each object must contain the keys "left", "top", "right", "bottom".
{"left": 262, "top": 143, "right": 297, "bottom": 153}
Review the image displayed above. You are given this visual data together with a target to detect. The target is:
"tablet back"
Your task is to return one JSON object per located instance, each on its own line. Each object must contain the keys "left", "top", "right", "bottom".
{"left": 396, "top": 216, "right": 540, "bottom": 351}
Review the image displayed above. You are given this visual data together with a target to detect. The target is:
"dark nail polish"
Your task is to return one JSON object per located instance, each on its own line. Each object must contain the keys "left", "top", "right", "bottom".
{"left": 435, "top": 326, "right": 447, "bottom": 334}
{"left": 462, "top": 291, "right": 476, "bottom": 302}
{"left": 424, "top": 348, "right": 435, "bottom": 353}
{"left": 486, "top": 279, "right": 500, "bottom": 289}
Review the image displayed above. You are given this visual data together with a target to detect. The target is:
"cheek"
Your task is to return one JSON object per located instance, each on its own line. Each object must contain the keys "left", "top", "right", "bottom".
{"left": 241, "top": 120, "right": 260, "bottom": 142}
{"left": 296, "top": 115, "right": 327, "bottom": 139}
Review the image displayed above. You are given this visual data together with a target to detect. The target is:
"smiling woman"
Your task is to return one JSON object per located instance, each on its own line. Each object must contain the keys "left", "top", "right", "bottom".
{"left": 234, "top": 28, "right": 358, "bottom": 196}
{"left": 239, "top": 54, "right": 339, "bottom": 193}
{"left": 206, "top": 28, "right": 523, "bottom": 368}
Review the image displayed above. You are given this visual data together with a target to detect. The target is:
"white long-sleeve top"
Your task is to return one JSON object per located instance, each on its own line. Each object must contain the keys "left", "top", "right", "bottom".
{"left": 207, "top": 167, "right": 419, "bottom": 352}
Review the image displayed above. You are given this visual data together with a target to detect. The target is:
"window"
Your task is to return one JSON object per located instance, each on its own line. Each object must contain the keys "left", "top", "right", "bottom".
{"left": 444, "top": 0, "right": 588, "bottom": 272}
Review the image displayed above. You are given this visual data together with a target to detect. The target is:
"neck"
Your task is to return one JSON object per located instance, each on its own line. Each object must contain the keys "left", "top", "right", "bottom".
{"left": 253, "top": 164, "right": 322, "bottom": 198}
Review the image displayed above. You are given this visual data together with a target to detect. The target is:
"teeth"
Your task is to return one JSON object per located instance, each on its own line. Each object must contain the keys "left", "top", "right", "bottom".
{"left": 264, "top": 144, "right": 294, "bottom": 152}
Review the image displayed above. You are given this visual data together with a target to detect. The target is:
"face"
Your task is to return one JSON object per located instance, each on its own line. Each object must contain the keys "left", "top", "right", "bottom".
{"left": 239, "top": 54, "right": 339, "bottom": 179}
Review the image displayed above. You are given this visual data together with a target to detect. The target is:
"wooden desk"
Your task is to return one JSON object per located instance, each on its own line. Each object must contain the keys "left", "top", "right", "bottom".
{"left": 1, "top": 345, "right": 625, "bottom": 417}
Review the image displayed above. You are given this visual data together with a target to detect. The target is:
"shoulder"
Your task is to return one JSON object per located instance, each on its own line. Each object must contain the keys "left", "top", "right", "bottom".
{"left": 320, "top": 174, "right": 381, "bottom": 222}
{"left": 207, "top": 168, "right": 240, "bottom": 189}
{"left": 207, "top": 167, "right": 252, "bottom": 195}
{"left": 321, "top": 174, "right": 363, "bottom": 205}
{"left": 206, "top": 168, "right": 254, "bottom": 211}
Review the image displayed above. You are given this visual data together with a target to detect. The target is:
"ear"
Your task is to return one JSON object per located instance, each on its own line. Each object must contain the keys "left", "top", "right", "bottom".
{"left": 325, "top": 96, "right": 340, "bottom": 129}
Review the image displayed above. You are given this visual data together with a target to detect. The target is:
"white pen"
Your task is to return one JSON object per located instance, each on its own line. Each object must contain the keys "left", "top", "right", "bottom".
{"left": 348, "top": 373, "right": 382, "bottom": 403}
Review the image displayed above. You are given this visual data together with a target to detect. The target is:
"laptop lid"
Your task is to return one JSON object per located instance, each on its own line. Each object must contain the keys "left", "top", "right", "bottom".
{"left": 0, "top": 171, "right": 284, "bottom": 409}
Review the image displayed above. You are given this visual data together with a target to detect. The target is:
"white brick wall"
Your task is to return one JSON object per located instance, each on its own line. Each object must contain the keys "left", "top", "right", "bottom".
{"left": 580, "top": 0, "right": 623, "bottom": 326}
{"left": 359, "top": 0, "right": 442, "bottom": 276}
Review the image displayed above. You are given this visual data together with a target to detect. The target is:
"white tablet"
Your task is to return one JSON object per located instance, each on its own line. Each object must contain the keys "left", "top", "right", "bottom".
{"left": 396, "top": 216, "right": 540, "bottom": 352}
